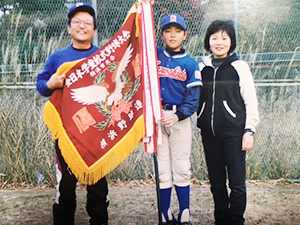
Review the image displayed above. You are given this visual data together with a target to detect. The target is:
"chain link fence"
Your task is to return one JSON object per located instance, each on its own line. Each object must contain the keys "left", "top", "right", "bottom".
{"left": 0, "top": 0, "right": 299, "bottom": 80}
{"left": 0, "top": 0, "right": 299, "bottom": 184}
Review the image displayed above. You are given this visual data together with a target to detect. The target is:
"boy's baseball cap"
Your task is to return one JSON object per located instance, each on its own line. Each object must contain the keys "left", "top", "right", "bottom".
{"left": 161, "top": 14, "right": 187, "bottom": 31}
{"left": 68, "top": 2, "right": 96, "bottom": 20}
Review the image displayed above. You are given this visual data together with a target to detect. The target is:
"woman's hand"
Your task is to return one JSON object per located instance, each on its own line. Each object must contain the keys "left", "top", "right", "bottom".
{"left": 242, "top": 132, "right": 254, "bottom": 151}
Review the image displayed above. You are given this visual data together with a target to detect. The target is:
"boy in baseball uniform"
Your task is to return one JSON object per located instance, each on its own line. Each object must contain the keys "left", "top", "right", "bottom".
{"left": 157, "top": 13, "right": 202, "bottom": 225}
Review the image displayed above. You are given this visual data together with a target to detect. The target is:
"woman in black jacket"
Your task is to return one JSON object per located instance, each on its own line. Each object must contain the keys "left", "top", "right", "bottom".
{"left": 197, "top": 20, "right": 259, "bottom": 225}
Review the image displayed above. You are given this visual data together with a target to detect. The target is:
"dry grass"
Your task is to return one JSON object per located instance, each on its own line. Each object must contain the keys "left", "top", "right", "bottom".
{"left": 0, "top": 90, "right": 55, "bottom": 184}
{"left": 1, "top": 85, "right": 299, "bottom": 185}
{"left": 0, "top": 12, "right": 68, "bottom": 83}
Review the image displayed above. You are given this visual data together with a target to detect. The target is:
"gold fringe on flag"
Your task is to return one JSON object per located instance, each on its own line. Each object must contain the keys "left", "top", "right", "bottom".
{"left": 44, "top": 101, "right": 145, "bottom": 185}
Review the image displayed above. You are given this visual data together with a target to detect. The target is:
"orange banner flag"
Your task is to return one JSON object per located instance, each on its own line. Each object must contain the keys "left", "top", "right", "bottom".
{"left": 43, "top": 3, "right": 146, "bottom": 185}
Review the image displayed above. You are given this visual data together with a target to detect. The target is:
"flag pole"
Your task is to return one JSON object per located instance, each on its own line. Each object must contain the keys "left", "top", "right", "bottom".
{"left": 140, "top": 1, "right": 163, "bottom": 223}
{"left": 153, "top": 153, "right": 163, "bottom": 224}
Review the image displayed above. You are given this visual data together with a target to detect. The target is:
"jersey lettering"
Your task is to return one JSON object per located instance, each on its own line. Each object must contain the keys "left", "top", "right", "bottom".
{"left": 158, "top": 66, "right": 187, "bottom": 81}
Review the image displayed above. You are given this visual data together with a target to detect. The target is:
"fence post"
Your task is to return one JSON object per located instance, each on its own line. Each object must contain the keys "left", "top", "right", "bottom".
{"left": 233, "top": 0, "right": 238, "bottom": 54}
{"left": 92, "top": 0, "right": 98, "bottom": 46}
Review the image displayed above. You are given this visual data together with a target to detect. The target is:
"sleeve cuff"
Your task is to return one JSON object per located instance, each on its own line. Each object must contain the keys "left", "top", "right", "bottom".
{"left": 175, "top": 111, "right": 185, "bottom": 121}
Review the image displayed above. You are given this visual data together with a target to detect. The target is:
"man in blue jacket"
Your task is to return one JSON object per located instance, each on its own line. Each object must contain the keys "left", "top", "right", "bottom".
{"left": 36, "top": 3, "right": 109, "bottom": 225}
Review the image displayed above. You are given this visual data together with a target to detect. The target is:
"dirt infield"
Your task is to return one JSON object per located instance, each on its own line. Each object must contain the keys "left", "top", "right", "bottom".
{"left": 0, "top": 179, "right": 300, "bottom": 225}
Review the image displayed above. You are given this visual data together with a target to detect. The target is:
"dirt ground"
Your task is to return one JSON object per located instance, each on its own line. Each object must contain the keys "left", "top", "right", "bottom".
{"left": 0, "top": 179, "right": 299, "bottom": 225}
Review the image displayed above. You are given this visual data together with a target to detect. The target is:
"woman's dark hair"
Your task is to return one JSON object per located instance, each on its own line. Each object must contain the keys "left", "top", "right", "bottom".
{"left": 204, "top": 20, "right": 236, "bottom": 53}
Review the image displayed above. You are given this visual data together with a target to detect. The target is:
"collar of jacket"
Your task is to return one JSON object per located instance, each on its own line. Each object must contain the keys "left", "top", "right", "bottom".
{"left": 163, "top": 49, "right": 187, "bottom": 59}
{"left": 202, "top": 52, "right": 238, "bottom": 68}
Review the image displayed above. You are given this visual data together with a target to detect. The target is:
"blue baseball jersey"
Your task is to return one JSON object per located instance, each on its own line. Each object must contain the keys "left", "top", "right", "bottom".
{"left": 157, "top": 47, "right": 202, "bottom": 120}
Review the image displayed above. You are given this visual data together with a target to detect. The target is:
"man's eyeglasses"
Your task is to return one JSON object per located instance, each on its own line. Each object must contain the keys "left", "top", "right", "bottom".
{"left": 71, "top": 19, "right": 94, "bottom": 28}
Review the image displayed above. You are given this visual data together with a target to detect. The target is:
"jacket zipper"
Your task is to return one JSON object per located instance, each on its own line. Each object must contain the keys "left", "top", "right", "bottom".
{"left": 211, "top": 68, "right": 217, "bottom": 136}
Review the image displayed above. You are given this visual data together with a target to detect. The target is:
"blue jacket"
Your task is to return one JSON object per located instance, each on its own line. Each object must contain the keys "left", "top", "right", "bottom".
{"left": 36, "top": 45, "right": 99, "bottom": 97}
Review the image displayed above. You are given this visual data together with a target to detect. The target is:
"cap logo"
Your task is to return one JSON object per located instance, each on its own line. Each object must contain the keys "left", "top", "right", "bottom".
{"left": 170, "top": 15, "right": 177, "bottom": 22}
{"left": 76, "top": 2, "right": 84, "bottom": 7}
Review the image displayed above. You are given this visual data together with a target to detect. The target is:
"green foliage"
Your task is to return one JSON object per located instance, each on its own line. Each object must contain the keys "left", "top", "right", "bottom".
{"left": 236, "top": 0, "right": 300, "bottom": 54}
{"left": 153, "top": 0, "right": 206, "bottom": 36}
{"left": 97, "top": 0, "right": 135, "bottom": 44}
{"left": 123, "top": 76, "right": 140, "bottom": 102}
{"left": 0, "top": 0, "right": 66, "bottom": 14}
{"left": 96, "top": 0, "right": 205, "bottom": 50}
{"left": 249, "top": 21, "right": 300, "bottom": 53}
{"left": 95, "top": 102, "right": 112, "bottom": 131}
{"left": 0, "top": 0, "right": 68, "bottom": 65}
{"left": 153, "top": 0, "right": 206, "bottom": 49}
{"left": 0, "top": 11, "right": 69, "bottom": 67}
{"left": 94, "top": 71, "right": 106, "bottom": 84}
{"left": 0, "top": 0, "right": 15, "bottom": 14}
